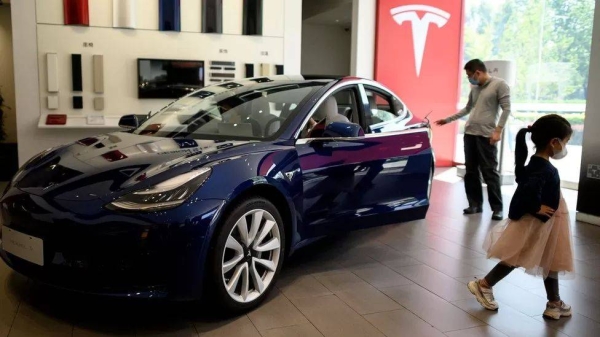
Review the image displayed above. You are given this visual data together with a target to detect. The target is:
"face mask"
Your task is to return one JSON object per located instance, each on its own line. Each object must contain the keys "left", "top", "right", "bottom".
{"left": 468, "top": 76, "right": 479, "bottom": 86}
{"left": 552, "top": 139, "right": 568, "bottom": 160}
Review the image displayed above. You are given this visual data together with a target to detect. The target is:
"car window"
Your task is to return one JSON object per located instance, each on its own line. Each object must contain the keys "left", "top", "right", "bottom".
{"left": 300, "top": 87, "right": 358, "bottom": 139}
{"left": 363, "top": 88, "right": 397, "bottom": 132}
{"left": 133, "top": 83, "right": 323, "bottom": 140}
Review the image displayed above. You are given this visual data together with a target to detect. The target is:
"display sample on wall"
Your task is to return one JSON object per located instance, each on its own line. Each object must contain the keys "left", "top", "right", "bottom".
{"left": 71, "top": 54, "right": 83, "bottom": 91}
{"left": 243, "top": 0, "right": 263, "bottom": 35}
{"left": 202, "top": 0, "right": 223, "bottom": 34}
{"left": 47, "top": 96, "right": 59, "bottom": 110}
{"left": 260, "top": 63, "right": 271, "bottom": 76}
{"left": 113, "top": 0, "right": 136, "bottom": 29}
{"left": 46, "top": 53, "right": 59, "bottom": 93}
{"left": 73, "top": 96, "right": 83, "bottom": 109}
{"left": 138, "top": 59, "right": 205, "bottom": 99}
{"left": 276, "top": 65, "right": 284, "bottom": 75}
{"left": 63, "top": 0, "right": 90, "bottom": 26}
{"left": 159, "top": 0, "right": 181, "bottom": 31}
{"left": 209, "top": 61, "right": 236, "bottom": 84}
{"left": 94, "top": 97, "right": 105, "bottom": 111}
{"left": 93, "top": 55, "right": 104, "bottom": 93}
{"left": 245, "top": 63, "right": 255, "bottom": 78}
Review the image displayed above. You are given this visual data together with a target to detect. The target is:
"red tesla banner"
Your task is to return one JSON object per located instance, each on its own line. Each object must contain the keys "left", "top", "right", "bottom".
{"left": 375, "top": 0, "right": 465, "bottom": 167}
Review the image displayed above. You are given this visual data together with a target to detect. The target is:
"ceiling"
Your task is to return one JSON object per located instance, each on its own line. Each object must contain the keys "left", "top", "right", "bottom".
{"left": 303, "top": 0, "right": 353, "bottom": 28}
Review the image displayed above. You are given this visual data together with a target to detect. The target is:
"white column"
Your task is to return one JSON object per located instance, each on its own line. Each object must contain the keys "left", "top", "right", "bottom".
{"left": 350, "top": 0, "right": 376, "bottom": 79}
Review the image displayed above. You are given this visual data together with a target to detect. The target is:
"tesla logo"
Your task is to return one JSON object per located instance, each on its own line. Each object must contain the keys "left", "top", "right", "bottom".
{"left": 391, "top": 5, "right": 451, "bottom": 77}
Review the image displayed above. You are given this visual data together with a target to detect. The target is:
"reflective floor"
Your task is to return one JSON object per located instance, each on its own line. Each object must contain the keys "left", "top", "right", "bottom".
{"left": 1, "top": 172, "right": 600, "bottom": 337}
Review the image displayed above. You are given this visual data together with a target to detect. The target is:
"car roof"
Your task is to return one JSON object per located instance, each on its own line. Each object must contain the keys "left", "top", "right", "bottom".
{"left": 194, "top": 75, "right": 374, "bottom": 97}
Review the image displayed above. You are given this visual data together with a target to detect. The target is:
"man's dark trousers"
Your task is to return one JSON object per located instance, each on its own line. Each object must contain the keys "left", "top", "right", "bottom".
{"left": 464, "top": 134, "right": 503, "bottom": 211}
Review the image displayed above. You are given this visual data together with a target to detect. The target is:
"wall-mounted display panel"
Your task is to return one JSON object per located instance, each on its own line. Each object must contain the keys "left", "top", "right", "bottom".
{"left": 275, "top": 65, "right": 284, "bottom": 75}
{"left": 159, "top": 0, "right": 181, "bottom": 31}
{"left": 138, "top": 59, "right": 204, "bottom": 99}
{"left": 202, "top": 0, "right": 223, "bottom": 33}
{"left": 245, "top": 63, "right": 254, "bottom": 78}
{"left": 73, "top": 96, "right": 83, "bottom": 109}
{"left": 93, "top": 55, "right": 105, "bottom": 93}
{"left": 113, "top": 0, "right": 136, "bottom": 29}
{"left": 36, "top": 25, "right": 283, "bottom": 118}
{"left": 63, "top": 0, "right": 89, "bottom": 26}
{"left": 48, "top": 96, "right": 59, "bottom": 110}
{"left": 209, "top": 61, "right": 236, "bottom": 84}
{"left": 260, "top": 63, "right": 271, "bottom": 76}
{"left": 94, "top": 97, "right": 105, "bottom": 111}
{"left": 47, "top": 53, "right": 59, "bottom": 93}
{"left": 71, "top": 54, "right": 83, "bottom": 92}
{"left": 243, "top": 0, "right": 262, "bottom": 36}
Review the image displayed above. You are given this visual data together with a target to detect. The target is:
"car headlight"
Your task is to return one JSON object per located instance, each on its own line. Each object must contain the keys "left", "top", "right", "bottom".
{"left": 108, "top": 167, "right": 212, "bottom": 212}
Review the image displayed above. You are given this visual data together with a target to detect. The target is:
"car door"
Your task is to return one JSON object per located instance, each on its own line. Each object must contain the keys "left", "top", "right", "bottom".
{"left": 295, "top": 83, "right": 430, "bottom": 237}
{"left": 353, "top": 84, "right": 432, "bottom": 218}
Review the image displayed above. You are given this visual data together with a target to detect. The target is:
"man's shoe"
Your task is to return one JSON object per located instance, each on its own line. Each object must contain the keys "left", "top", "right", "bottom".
{"left": 464, "top": 206, "right": 483, "bottom": 215}
{"left": 492, "top": 210, "right": 504, "bottom": 221}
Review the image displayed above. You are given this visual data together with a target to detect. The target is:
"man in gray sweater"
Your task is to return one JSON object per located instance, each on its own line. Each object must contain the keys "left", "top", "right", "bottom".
{"left": 436, "top": 59, "right": 511, "bottom": 221}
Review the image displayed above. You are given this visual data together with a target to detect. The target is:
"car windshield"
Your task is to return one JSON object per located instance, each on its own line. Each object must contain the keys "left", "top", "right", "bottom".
{"left": 133, "top": 81, "right": 325, "bottom": 140}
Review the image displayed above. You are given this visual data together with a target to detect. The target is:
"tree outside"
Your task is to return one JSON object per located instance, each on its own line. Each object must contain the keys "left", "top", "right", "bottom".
{"left": 455, "top": 0, "right": 594, "bottom": 184}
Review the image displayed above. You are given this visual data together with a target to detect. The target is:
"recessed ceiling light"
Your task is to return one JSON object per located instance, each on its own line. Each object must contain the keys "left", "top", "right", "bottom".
{"left": 336, "top": 20, "right": 340, "bottom": 23}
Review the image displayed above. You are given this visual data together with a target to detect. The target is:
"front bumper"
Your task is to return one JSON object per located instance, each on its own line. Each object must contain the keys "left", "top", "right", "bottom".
{"left": 0, "top": 188, "right": 225, "bottom": 300}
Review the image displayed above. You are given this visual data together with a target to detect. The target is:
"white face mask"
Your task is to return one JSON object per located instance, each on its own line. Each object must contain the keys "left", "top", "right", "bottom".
{"left": 552, "top": 139, "right": 568, "bottom": 160}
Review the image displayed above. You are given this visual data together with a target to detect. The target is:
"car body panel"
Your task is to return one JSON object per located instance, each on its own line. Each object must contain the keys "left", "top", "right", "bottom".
{"left": 0, "top": 76, "right": 433, "bottom": 300}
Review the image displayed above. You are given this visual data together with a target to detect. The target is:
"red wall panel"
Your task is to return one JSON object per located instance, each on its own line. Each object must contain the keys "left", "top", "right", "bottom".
{"left": 64, "top": 0, "right": 89, "bottom": 26}
{"left": 375, "top": 0, "right": 465, "bottom": 167}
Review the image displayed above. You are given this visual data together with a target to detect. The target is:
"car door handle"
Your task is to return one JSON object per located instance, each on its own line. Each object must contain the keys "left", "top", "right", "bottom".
{"left": 401, "top": 143, "right": 423, "bottom": 151}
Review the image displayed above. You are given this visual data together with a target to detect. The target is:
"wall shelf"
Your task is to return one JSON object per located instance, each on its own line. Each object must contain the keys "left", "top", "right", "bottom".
{"left": 38, "top": 115, "right": 122, "bottom": 129}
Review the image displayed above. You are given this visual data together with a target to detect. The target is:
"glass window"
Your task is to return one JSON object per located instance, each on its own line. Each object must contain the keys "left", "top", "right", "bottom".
{"left": 134, "top": 83, "right": 324, "bottom": 140}
{"left": 364, "top": 88, "right": 396, "bottom": 129}
{"left": 456, "top": 0, "right": 594, "bottom": 187}
{"left": 300, "top": 87, "right": 358, "bottom": 138}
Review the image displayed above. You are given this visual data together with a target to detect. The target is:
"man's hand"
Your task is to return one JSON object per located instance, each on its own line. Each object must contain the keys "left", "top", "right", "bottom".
{"left": 537, "top": 205, "right": 555, "bottom": 218}
{"left": 434, "top": 119, "right": 448, "bottom": 126}
{"left": 490, "top": 127, "right": 503, "bottom": 144}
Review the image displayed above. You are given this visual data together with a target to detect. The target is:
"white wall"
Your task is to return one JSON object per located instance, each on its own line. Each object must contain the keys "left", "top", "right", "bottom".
{"left": 301, "top": 24, "right": 351, "bottom": 76}
{"left": 0, "top": 6, "right": 16, "bottom": 143}
{"left": 12, "top": 0, "right": 302, "bottom": 165}
{"left": 350, "top": 0, "right": 376, "bottom": 79}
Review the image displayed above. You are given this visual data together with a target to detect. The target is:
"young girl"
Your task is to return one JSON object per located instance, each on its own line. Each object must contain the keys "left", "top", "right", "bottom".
{"left": 468, "top": 114, "right": 574, "bottom": 320}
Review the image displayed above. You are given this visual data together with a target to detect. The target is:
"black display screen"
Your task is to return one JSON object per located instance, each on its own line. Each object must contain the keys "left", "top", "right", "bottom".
{"left": 138, "top": 59, "right": 205, "bottom": 99}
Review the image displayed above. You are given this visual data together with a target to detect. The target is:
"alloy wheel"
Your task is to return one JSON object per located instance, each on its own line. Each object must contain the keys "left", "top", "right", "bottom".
{"left": 221, "top": 209, "right": 281, "bottom": 303}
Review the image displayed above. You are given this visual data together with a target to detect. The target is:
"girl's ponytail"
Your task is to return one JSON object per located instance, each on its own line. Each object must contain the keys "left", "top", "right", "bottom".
{"left": 514, "top": 127, "right": 531, "bottom": 180}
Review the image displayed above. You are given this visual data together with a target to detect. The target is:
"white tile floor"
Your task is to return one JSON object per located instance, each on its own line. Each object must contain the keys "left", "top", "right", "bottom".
{"left": 0, "top": 173, "right": 599, "bottom": 337}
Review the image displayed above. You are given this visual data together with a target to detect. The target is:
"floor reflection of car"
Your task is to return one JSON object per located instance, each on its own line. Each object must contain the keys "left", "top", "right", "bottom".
{"left": 0, "top": 76, "right": 434, "bottom": 313}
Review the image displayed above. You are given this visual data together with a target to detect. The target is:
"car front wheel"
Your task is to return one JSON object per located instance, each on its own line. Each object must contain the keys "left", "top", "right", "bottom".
{"left": 210, "top": 198, "right": 285, "bottom": 312}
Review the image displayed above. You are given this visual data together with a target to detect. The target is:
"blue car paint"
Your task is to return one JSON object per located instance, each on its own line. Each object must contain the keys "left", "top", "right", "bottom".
{"left": 0, "top": 78, "right": 433, "bottom": 300}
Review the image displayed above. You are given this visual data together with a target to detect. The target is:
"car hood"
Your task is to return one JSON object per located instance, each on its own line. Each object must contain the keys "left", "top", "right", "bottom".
{"left": 13, "top": 132, "right": 256, "bottom": 202}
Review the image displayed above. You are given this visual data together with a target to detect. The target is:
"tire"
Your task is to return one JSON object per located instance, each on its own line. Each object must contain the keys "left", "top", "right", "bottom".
{"left": 209, "top": 197, "right": 285, "bottom": 313}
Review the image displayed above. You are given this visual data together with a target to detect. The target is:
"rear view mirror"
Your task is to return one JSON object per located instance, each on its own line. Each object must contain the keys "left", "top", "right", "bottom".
{"left": 323, "top": 122, "right": 364, "bottom": 138}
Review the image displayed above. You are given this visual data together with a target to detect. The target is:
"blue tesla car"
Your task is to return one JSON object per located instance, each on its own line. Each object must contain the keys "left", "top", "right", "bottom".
{"left": 0, "top": 76, "right": 434, "bottom": 312}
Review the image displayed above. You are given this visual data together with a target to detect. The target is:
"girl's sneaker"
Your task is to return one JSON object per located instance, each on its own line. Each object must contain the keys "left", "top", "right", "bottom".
{"left": 543, "top": 301, "right": 572, "bottom": 320}
{"left": 468, "top": 279, "right": 499, "bottom": 311}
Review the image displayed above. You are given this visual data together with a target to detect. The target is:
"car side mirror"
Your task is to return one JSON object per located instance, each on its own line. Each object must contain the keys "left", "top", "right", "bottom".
{"left": 322, "top": 122, "right": 365, "bottom": 138}
{"left": 119, "top": 115, "right": 140, "bottom": 130}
